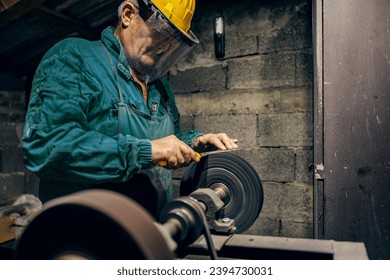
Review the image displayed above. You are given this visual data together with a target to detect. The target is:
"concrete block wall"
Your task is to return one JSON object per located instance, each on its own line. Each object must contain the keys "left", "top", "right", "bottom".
{"left": 0, "top": 0, "right": 313, "bottom": 239}
{"left": 0, "top": 74, "right": 39, "bottom": 203}
{"left": 170, "top": 0, "right": 314, "bottom": 238}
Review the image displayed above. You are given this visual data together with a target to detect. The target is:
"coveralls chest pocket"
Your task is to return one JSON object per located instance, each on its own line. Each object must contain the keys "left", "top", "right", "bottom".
{"left": 117, "top": 102, "right": 174, "bottom": 140}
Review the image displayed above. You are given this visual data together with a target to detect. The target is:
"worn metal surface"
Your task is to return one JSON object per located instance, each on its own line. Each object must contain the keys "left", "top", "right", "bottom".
{"left": 184, "top": 234, "right": 368, "bottom": 260}
{"left": 312, "top": 0, "right": 324, "bottom": 240}
{"left": 314, "top": 0, "right": 390, "bottom": 259}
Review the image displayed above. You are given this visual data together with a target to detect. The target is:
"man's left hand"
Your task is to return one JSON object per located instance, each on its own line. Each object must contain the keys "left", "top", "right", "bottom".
{"left": 193, "top": 133, "right": 238, "bottom": 152}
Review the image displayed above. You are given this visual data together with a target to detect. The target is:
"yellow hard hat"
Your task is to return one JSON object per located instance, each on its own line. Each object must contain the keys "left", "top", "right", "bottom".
{"left": 150, "top": 0, "right": 196, "bottom": 38}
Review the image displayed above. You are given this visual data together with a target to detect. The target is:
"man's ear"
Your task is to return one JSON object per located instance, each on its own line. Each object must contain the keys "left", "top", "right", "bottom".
{"left": 120, "top": 2, "right": 135, "bottom": 28}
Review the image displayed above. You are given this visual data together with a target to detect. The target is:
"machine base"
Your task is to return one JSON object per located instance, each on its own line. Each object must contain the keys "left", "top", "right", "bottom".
{"left": 180, "top": 234, "right": 369, "bottom": 260}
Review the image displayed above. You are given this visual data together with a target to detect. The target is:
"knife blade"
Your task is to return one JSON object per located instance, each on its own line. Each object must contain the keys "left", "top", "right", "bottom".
{"left": 157, "top": 148, "right": 240, "bottom": 167}
{"left": 198, "top": 147, "right": 241, "bottom": 157}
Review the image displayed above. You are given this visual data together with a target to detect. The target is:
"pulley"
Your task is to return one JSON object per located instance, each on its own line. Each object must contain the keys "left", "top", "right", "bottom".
{"left": 15, "top": 190, "right": 173, "bottom": 260}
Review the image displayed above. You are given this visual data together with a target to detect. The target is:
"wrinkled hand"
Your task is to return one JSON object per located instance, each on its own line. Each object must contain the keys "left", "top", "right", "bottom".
{"left": 193, "top": 133, "right": 239, "bottom": 152}
{"left": 151, "top": 135, "right": 200, "bottom": 169}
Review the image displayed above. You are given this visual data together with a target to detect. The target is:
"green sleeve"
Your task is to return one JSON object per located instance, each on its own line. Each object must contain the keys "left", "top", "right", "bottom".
{"left": 158, "top": 78, "right": 204, "bottom": 147}
{"left": 23, "top": 49, "right": 152, "bottom": 184}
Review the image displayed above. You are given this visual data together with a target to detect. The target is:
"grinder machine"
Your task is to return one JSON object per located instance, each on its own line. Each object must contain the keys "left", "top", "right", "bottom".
{"left": 14, "top": 153, "right": 368, "bottom": 260}
{"left": 14, "top": 152, "right": 263, "bottom": 259}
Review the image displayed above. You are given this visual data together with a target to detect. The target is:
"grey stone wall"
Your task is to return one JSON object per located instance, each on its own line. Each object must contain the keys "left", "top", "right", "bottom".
{"left": 0, "top": 0, "right": 313, "bottom": 239}
{"left": 0, "top": 74, "right": 39, "bottom": 203}
{"left": 170, "top": 0, "right": 314, "bottom": 238}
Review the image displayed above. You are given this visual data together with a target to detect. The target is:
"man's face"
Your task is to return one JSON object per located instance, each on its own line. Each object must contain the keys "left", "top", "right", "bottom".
{"left": 121, "top": 9, "right": 176, "bottom": 77}
{"left": 117, "top": 3, "right": 196, "bottom": 82}
{"left": 126, "top": 20, "right": 157, "bottom": 66}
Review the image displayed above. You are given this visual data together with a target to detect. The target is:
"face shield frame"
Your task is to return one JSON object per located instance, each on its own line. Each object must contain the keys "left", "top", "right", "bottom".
{"left": 138, "top": 0, "right": 198, "bottom": 44}
{"left": 125, "top": 0, "right": 199, "bottom": 83}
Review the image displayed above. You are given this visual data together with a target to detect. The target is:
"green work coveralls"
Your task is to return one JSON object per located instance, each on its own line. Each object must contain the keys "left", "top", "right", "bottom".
{"left": 22, "top": 27, "right": 203, "bottom": 213}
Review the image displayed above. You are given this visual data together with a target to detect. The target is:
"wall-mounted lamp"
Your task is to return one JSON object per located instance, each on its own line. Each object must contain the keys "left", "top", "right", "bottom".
{"left": 214, "top": 15, "right": 225, "bottom": 59}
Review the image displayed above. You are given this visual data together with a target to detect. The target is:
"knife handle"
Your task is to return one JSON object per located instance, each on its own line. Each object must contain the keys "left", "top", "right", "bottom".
{"left": 157, "top": 152, "right": 201, "bottom": 167}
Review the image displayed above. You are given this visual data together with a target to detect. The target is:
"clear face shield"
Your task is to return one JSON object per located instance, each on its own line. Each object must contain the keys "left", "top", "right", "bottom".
{"left": 126, "top": 5, "right": 199, "bottom": 83}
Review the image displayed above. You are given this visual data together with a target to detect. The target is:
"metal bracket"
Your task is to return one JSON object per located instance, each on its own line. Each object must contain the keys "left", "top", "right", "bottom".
{"left": 309, "top": 163, "right": 325, "bottom": 181}
{"left": 190, "top": 188, "right": 236, "bottom": 234}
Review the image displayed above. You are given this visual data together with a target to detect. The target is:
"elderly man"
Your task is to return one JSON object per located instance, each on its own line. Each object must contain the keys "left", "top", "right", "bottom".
{"left": 22, "top": 0, "right": 238, "bottom": 216}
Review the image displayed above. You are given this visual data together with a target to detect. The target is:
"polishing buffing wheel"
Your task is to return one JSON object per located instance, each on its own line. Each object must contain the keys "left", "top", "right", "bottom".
{"left": 180, "top": 152, "right": 264, "bottom": 233}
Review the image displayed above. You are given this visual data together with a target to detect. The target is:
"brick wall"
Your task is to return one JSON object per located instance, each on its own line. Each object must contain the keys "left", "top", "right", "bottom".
{"left": 170, "top": 0, "right": 314, "bottom": 238}
{"left": 0, "top": 74, "right": 39, "bottom": 203}
{"left": 0, "top": 0, "right": 313, "bottom": 238}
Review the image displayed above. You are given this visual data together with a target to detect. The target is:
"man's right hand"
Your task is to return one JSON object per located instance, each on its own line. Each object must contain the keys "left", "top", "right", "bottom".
{"left": 151, "top": 135, "right": 200, "bottom": 169}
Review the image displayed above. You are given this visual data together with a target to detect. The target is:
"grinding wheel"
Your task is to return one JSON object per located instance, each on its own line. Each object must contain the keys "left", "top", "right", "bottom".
{"left": 180, "top": 152, "right": 263, "bottom": 233}
{"left": 15, "top": 190, "right": 173, "bottom": 260}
